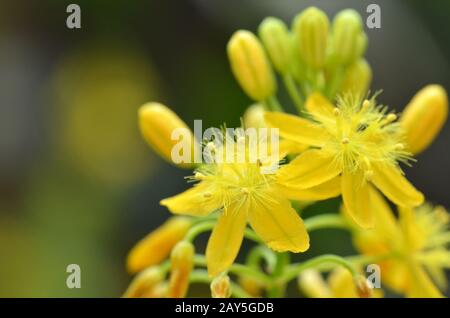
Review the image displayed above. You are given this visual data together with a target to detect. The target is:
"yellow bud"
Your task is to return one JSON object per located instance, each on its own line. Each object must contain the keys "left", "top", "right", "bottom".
{"left": 139, "top": 102, "right": 196, "bottom": 168}
{"left": 243, "top": 103, "right": 266, "bottom": 128}
{"left": 340, "top": 58, "right": 372, "bottom": 96}
{"left": 401, "top": 85, "right": 448, "bottom": 155}
{"left": 258, "top": 17, "right": 292, "bottom": 74}
{"left": 298, "top": 269, "right": 331, "bottom": 298}
{"left": 331, "top": 9, "right": 363, "bottom": 65}
{"left": 123, "top": 266, "right": 164, "bottom": 298}
{"left": 168, "top": 241, "right": 195, "bottom": 298}
{"left": 293, "top": 6, "right": 329, "bottom": 69}
{"left": 227, "top": 30, "right": 276, "bottom": 101}
{"left": 354, "top": 275, "right": 373, "bottom": 298}
{"left": 211, "top": 274, "right": 232, "bottom": 298}
{"left": 127, "top": 217, "right": 192, "bottom": 274}
{"left": 238, "top": 276, "right": 263, "bottom": 297}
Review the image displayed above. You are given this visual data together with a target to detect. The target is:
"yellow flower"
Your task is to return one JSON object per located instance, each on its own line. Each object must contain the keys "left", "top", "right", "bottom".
{"left": 350, "top": 188, "right": 450, "bottom": 297}
{"left": 400, "top": 85, "right": 448, "bottom": 155}
{"left": 127, "top": 217, "right": 192, "bottom": 273}
{"left": 298, "top": 268, "right": 381, "bottom": 298}
{"left": 160, "top": 132, "right": 339, "bottom": 276}
{"left": 168, "top": 241, "right": 195, "bottom": 298}
{"left": 139, "top": 102, "right": 196, "bottom": 169}
{"left": 265, "top": 93, "right": 424, "bottom": 229}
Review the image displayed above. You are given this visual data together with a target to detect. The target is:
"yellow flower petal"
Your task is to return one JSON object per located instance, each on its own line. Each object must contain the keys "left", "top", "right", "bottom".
{"left": 127, "top": 217, "right": 192, "bottom": 273}
{"left": 305, "top": 93, "right": 335, "bottom": 119}
{"left": 370, "top": 187, "right": 401, "bottom": 242}
{"left": 406, "top": 262, "right": 443, "bottom": 298}
{"left": 160, "top": 182, "right": 222, "bottom": 216}
{"left": 279, "top": 139, "right": 308, "bottom": 157}
{"left": 278, "top": 149, "right": 342, "bottom": 189}
{"left": 206, "top": 201, "right": 247, "bottom": 276}
{"left": 248, "top": 189, "right": 309, "bottom": 253}
{"left": 341, "top": 169, "right": 374, "bottom": 229}
{"left": 264, "top": 111, "right": 329, "bottom": 147}
{"left": 278, "top": 177, "right": 340, "bottom": 201}
{"left": 298, "top": 269, "right": 332, "bottom": 298}
{"left": 371, "top": 162, "right": 424, "bottom": 207}
{"left": 328, "top": 267, "right": 358, "bottom": 298}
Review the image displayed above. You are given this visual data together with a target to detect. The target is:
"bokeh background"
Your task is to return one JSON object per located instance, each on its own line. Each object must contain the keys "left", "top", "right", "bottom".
{"left": 0, "top": 0, "right": 448, "bottom": 297}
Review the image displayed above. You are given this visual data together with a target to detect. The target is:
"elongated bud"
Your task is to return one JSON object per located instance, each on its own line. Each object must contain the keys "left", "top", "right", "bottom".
{"left": 127, "top": 217, "right": 192, "bottom": 274}
{"left": 331, "top": 9, "right": 363, "bottom": 65}
{"left": 354, "top": 275, "right": 373, "bottom": 298}
{"left": 243, "top": 103, "right": 266, "bottom": 128}
{"left": 400, "top": 85, "right": 448, "bottom": 155}
{"left": 168, "top": 241, "right": 195, "bottom": 298}
{"left": 123, "top": 266, "right": 164, "bottom": 298}
{"left": 211, "top": 274, "right": 231, "bottom": 298}
{"left": 139, "top": 103, "right": 196, "bottom": 168}
{"left": 293, "top": 7, "right": 329, "bottom": 69}
{"left": 238, "top": 276, "right": 263, "bottom": 297}
{"left": 340, "top": 59, "right": 372, "bottom": 96}
{"left": 298, "top": 269, "right": 331, "bottom": 298}
{"left": 259, "top": 17, "right": 292, "bottom": 74}
{"left": 227, "top": 30, "right": 276, "bottom": 101}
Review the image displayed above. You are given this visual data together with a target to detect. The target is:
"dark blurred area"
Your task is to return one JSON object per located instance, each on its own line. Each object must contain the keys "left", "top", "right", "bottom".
{"left": 0, "top": 0, "right": 448, "bottom": 297}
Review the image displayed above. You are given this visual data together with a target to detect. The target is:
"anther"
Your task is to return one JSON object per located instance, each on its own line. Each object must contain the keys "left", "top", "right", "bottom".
{"left": 341, "top": 137, "right": 350, "bottom": 144}
{"left": 203, "top": 192, "right": 212, "bottom": 198}
{"left": 241, "top": 188, "right": 250, "bottom": 195}
{"left": 194, "top": 172, "right": 205, "bottom": 180}
{"left": 386, "top": 113, "right": 397, "bottom": 123}
{"left": 362, "top": 99, "right": 370, "bottom": 110}
{"left": 365, "top": 170, "right": 374, "bottom": 181}
{"left": 394, "top": 143, "right": 404, "bottom": 151}
{"left": 333, "top": 108, "right": 341, "bottom": 116}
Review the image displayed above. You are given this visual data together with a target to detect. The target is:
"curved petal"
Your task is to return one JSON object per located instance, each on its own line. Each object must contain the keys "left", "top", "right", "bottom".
{"left": 264, "top": 111, "right": 329, "bottom": 147}
{"left": 341, "top": 169, "right": 374, "bottom": 229}
{"left": 278, "top": 176, "right": 341, "bottom": 201}
{"left": 371, "top": 162, "right": 424, "bottom": 207}
{"left": 248, "top": 189, "right": 309, "bottom": 253}
{"left": 160, "top": 182, "right": 221, "bottom": 216}
{"left": 278, "top": 149, "right": 342, "bottom": 189}
{"left": 370, "top": 187, "right": 401, "bottom": 242}
{"left": 305, "top": 93, "right": 335, "bottom": 120}
{"left": 406, "top": 262, "right": 443, "bottom": 298}
{"left": 206, "top": 201, "right": 247, "bottom": 276}
{"left": 279, "top": 139, "right": 308, "bottom": 157}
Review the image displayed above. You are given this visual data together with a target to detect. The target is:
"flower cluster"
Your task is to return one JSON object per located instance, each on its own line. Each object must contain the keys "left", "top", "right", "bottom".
{"left": 124, "top": 7, "right": 449, "bottom": 298}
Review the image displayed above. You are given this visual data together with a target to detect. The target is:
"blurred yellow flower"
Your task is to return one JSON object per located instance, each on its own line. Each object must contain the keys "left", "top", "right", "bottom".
{"left": 298, "top": 268, "right": 381, "bottom": 298}
{"left": 265, "top": 93, "right": 424, "bottom": 229}
{"left": 123, "top": 266, "right": 165, "bottom": 298}
{"left": 127, "top": 217, "right": 192, "bottom": 274}
{"left": 351, "top": 188, "right": 450, "bottom": 297}
{"left": 401, "top": 85, "right": 448, "bottom": 155}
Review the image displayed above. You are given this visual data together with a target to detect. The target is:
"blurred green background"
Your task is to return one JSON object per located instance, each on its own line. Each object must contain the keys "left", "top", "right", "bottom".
{"left": 0, "top": 0, "right": 448, "bottom": 297}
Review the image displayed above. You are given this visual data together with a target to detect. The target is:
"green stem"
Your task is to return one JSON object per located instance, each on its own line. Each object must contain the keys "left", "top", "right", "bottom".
{"left": 304, "top": 214, "right": 349, "bottom": 232}
{"left": 283, "top": 74, "right": 304, "bottom": 112}
{"left": 279, "top": 254, "right": 357, "bottom": 284}
{"left": 265, "top": 96, "right": 284, "bottom": 112}
{"left": 185, "top": 221, "right": 216, "bottom": 242}
{"left": 267, "top": 252, "right": 290, "bottom": 298}
{"left": 247, "top": 246, "right": 277, "bottom": 273}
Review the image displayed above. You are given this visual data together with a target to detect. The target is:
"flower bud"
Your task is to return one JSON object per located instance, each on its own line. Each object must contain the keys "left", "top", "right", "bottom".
{"left": 293, "top": 7, "right": 329, "bottom": 69}
{"left": 354, "top": 275, "right": 373, "bottom": 298}
{"left": 258, "top": 17, "right": 292, "bottom": 74}
{"left": 127, "top": 217, "right": 192, "bottom": 274}
{"left": 298, "top": 269, "right": 331, "bottom": 298}
{"left": 168, "top": 241, "right": 195, "bottom": 298}
{"left": 331, "top": 9, "right": 363, "bottom": 65}
{"left": 227, "top": 30, "right": 276, "bottom": 101}
{"left": 123, "top": 266, "right": 164, "bottom": 298}
{"left": 340, "top": 58, "right": 372, "bottom": 96}
{"left": 243, "top": 103, "right": 266, "bottom": 128}
{"left": 238, "top": 276, "right": 263, "bottom": 297}
{"left": 139, "top": 103, "right": 196, "bottom": 168}
{"left": 401, "top": 85, "right": 448, "bottom": 155}
{"left": 211, "top": 274, "right": 232, "bottom": 298}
